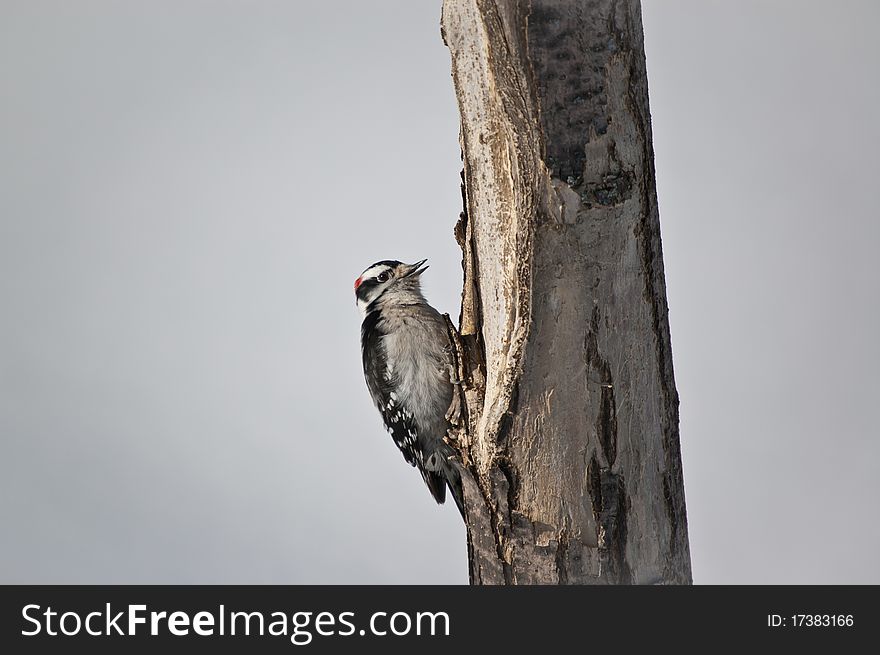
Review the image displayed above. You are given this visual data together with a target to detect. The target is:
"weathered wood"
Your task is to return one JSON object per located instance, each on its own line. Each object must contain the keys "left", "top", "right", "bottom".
{"left": 442, "top": 0, "right": 691, "bottom": 584}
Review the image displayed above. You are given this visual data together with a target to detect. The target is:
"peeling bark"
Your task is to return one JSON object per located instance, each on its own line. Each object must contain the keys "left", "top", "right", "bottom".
{"left": 442, "top": 0, "right": 691, "bottom": 584}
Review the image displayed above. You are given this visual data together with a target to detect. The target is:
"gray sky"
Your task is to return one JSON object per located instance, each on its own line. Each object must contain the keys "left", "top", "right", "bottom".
{"left": 1, "top": 1, "right": 877, "bottom": 584}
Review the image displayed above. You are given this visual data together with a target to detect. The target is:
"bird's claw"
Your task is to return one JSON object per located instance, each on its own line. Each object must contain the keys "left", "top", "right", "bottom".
{"left": 445, "top": 391, "right": 461, "bottom": 425}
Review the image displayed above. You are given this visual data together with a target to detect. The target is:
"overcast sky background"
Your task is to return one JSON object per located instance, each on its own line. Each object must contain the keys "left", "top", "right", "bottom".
{"left": 1, "top": 1, "right": 877, "bottom": 584}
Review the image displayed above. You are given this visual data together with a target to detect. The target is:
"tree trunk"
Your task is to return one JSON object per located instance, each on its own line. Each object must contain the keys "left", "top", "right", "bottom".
{"left": 441, "top": 0, "right": 692, "bottom": 584}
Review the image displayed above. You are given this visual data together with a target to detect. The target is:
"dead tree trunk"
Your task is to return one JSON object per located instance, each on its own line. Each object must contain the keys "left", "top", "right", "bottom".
{"left": 441, "top": 0, "right": 691, "bottom": 584}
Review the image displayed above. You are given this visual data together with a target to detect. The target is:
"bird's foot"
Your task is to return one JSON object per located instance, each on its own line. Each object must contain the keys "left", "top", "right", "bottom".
{"left": 445, "top": 388, "right": 461, "bottom": 425}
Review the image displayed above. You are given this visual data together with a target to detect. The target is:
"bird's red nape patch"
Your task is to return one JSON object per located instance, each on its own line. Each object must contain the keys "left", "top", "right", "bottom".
{"left": 354, "top": 276, "right": 363, "bottom": 292}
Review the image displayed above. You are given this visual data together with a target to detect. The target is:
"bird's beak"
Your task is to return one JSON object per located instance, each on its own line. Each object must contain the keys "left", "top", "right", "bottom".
{"left": 402, "top": 259, "right": 429, "bottom": 278}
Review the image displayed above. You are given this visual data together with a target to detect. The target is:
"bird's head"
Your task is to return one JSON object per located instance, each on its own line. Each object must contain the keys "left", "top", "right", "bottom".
{"left": 354, "top": 259, "right": 428, "bottom": 314}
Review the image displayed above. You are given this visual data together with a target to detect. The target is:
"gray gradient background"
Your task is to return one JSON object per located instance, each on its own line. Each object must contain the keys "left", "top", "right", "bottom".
{"left": 1, "top": 1, "right": 877, "bottom": 584}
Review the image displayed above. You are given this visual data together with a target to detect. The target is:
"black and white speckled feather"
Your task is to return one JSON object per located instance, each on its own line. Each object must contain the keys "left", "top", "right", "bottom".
{"left": 357, "top": 260, "right": 463, "bottom": 517}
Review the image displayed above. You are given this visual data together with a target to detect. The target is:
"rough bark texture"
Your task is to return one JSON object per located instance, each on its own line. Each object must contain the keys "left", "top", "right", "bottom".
{"left": 441, "top": 0, "right": 691, "bottom": 584}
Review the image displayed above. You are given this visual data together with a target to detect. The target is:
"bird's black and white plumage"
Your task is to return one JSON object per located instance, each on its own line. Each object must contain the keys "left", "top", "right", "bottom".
{"left": 355, "top": 259, "right": 463, "bottom": 517}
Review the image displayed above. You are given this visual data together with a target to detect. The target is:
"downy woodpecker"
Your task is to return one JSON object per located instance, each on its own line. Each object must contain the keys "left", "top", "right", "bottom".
{"left": 355, "top": 259, "right": 464, "bottom": 517}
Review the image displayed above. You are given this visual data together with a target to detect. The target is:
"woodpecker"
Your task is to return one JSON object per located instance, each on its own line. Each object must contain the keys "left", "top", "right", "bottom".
{"left": 355, "top": 259, "right": 464, "bottom": 517}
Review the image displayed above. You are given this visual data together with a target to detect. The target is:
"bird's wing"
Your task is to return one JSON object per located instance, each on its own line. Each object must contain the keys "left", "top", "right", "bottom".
{"left": 361, "top": 310, "right": 422, "bottom": 468}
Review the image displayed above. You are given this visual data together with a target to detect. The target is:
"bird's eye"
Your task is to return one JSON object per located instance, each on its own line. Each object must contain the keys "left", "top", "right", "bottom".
{"left": 377, "top": 272, "right": 390, "bottom": 283}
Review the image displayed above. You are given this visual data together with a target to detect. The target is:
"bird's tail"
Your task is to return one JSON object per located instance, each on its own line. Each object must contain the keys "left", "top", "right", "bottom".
{"left": 422, "top": 443, "right": 465, "bottom": 520}
{"left": 439, "top": 441, "right": 465, "bottom": 520}
{"left": 445, "top": 462, "right": 465, "bottom": 520}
